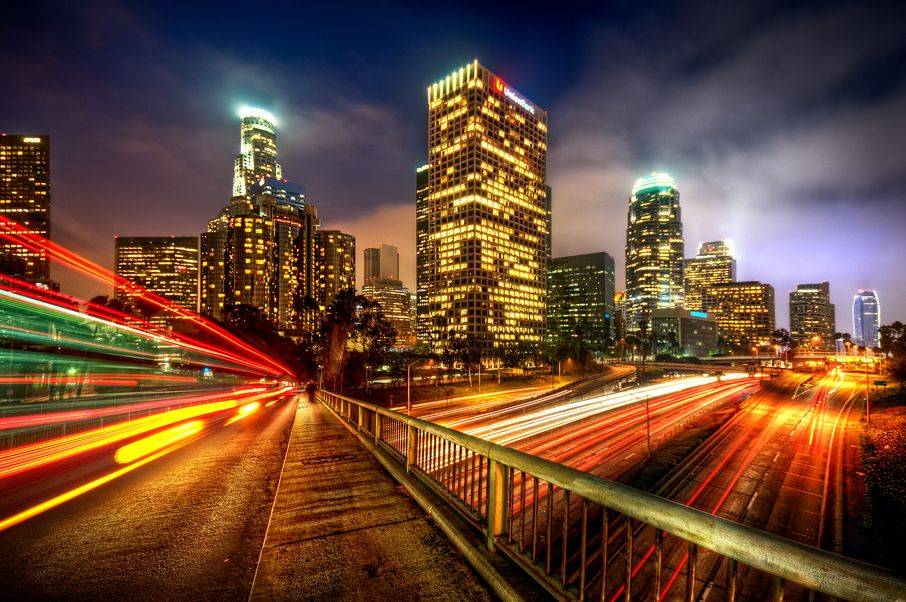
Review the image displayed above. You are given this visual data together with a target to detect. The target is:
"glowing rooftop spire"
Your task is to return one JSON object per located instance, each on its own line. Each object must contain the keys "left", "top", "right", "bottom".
{"left": 632, "top": 172, "right": 676, "bottom": 195}
{"left": 238, "top": 106, "right": 277, "bottom": 125}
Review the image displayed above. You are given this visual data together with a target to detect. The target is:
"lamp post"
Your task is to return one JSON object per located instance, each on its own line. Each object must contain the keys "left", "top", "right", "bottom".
{"left": 406, "top": 358, "right": 430, "bottom": 414}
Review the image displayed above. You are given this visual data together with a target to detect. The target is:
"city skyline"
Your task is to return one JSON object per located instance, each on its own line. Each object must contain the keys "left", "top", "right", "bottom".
{"left": 2, "top": 3, "right": 905, "bottom": 329}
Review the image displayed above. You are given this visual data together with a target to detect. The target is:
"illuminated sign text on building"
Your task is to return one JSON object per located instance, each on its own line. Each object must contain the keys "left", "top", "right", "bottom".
{"left": 495, "top": 77, "right": 535, "bottom": 115}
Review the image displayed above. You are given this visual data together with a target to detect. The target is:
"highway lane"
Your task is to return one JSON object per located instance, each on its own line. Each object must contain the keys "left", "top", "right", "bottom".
{"left": 0, "top": 393, "right": 297, "bottom": 600}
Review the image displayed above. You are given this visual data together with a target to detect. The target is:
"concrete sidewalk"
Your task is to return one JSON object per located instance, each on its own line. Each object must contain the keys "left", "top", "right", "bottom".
{"left": 249, "top": 396, "right": 492, "bottom": 601}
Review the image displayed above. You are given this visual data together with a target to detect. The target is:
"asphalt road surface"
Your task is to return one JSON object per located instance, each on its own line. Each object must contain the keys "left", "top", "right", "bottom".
{"left": 0, "top": 394, "right": 297, "bottom": 600}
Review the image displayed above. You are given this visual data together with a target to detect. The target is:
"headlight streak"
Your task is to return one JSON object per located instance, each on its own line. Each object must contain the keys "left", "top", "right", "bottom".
{"left": 114, "top": 420, "right": 204, "bottom": 464}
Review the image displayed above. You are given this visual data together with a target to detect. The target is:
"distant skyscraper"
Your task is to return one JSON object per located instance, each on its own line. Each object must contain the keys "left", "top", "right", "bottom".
{"left": 625, "top": 172, "right": 684, "bottom": 333}
{"left": 684, "top": 241, "right": 736, "bottom": 311}
{"left": 364, "top": 244, "right": 399, "bottom": 282}
{"left": 362, "top": 278, "right": 415, "bottom": 348}
{"left": 315, "top": 230, "right": 355, "bottom": 309}
{"left": 201, "top": 109, "right": 319, "bottom": 333}
{"left": 0, "top": 135, "right": 51, "bottom": 285}
{"left": 233, "top": 107, "right": 282, "bottom": 197}
{"left": 852, "top": 289, "right": 880, "bottom": 348}
{"left": 789, "top": 282, "right": 836, "bottom": 351}
{"left": 702, "top": 281, "right": 775, "bottom": 350}
{"left": 415, "top": 163, "right": 430, "bottom": 345}
{"left": 422, "top": 60, "right": 549, "bottom": 357}
{"left": 115, "top": 236, "right": 199, "bottom": 320}
{"left": 546, "top": 252, "right": 615, "bottom": 353}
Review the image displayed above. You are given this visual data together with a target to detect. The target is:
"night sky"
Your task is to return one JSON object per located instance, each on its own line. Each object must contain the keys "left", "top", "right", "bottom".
{"left": 2, "top": 1, "right": 905, "bottom": 330}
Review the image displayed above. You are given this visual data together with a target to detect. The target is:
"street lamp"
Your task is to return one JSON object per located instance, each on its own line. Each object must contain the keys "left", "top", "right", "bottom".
{"left": 407, "top": 358, "right": 431, "bottom": 414}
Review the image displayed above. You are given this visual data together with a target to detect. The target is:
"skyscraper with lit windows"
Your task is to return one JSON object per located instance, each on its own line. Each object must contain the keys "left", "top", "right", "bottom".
{"left": 625, "top": 172, "right": 684, "bottom": 333}
{"left": 201, "top": 109, "right": 319, "bottom": 334}
{"left": 684, "top": 240, "right": 736, "bottom": 311}
{"left": 852, "top": 289, "right": 880, "bottom": 348}
{"left": 789, "top": 282, "right": 835, "bottom": 351}
{"left": 233, "top": 108, "right": 282, "bottom": 197}
{"left": 546, "top": 252, "right": 615, "bottom": 353}
{"left": 315, "top": 230, "right": 355, "bottom": 309}
{"left": 415, "top": 163, "right": 430, "bottom": 344}
{"left": 702, "top": 281, "right": 775, "bottom": 350}
{"left": 115, "top": 236, "right": 199, "bottom": 322}
{"left": 0, "top": 135, "right": 52, "bottom": 286}
{"left": 421, "top": 60, "right": 549, "bottom": 357}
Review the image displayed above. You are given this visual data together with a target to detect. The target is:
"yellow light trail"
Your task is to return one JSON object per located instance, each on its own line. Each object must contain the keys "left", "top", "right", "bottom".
{"left": 114, "top": 421, "right": 204, "bottom": 465}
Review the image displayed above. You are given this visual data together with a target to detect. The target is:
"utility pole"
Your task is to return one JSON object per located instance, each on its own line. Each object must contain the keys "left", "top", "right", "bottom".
{"left": 645, "top": 395, "right": 652, "bottom": 457}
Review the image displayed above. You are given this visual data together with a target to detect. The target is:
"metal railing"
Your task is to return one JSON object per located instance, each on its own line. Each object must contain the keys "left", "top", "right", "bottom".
{"left": 318, "top": 390, "right": 906, "bottom": 601}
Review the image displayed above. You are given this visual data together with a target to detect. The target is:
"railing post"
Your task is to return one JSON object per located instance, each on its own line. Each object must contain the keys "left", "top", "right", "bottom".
{"left": 374, "top": 412, "right": 382, "bottom": 443}
{"left": 486, "top": 458, "right": 507, "bottom": 552}
{"left": 406, "top": 424, "right": 417, "bottom": 473}
{"left": 357, "top": 405, "right": 364, "bottom": 430}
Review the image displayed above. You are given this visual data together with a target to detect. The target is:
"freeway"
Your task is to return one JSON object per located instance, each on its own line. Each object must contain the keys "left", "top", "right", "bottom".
{"left": 0, "top": 393, "right": 297, "bottom": 599}
{"left": 612, "top": 370, "right": 867, "bottom": 600}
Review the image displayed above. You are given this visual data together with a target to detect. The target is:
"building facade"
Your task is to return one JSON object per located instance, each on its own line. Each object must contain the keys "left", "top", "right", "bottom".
{"left": 315, "top": 230, "right": 355, "bottom": 310}
{"left": 789, "top": 282, "right": 836, "bottom": 351}
{"left": 362, "top": 278, "right": 415, "bottom": 348}
{"left": 546, "top": 252, "right": 615, "bottom": 353}
{"left": 415, "top": 164, "right": 430, "bottom": 345}
{"left": 613, "top": 291, "right": 626, "bottom": 343}
{"left": 702, "top": 281, "right": 776, "bottom": 350}
{"left": 114, "top": 236, "right": 199, "bottom": 319}
{"left": 420, "top": 60, "right": 549, "bottom": 357}
{"left": 201, "top": 109, "right": 319, "bottom": 334}
{"left": 651, "top": 308, "right": 718, "bottom": 357}
{"left": 364, "top": 244, "right": 400, "bottom": 282}
{"left": 625, "top": 172, "right": 684, "bottom": 333}
{"left": 0, "top": 135, "right": 52, "bottom": 285}
{"left": 852, "top": 289, "right": 880, "bottom": 348}
{"left": 233, "top": 108, "right": 282, "bottom": 197}
{"left": 684, "top": 240, "right": 735, "bottom": 311}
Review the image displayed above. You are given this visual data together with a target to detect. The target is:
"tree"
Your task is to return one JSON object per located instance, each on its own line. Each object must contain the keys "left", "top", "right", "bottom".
{"left": 318, "top": 288, "right": 363, "bottom": 391}
{"left": 354, "top": 305, "right": 397, "bottom": 392}
{"left": 880, "top": 322, "right": 906, "bottom": 388}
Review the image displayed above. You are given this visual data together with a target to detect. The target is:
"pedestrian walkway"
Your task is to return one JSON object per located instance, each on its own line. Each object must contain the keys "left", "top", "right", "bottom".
{"left": 249, "top": 395, "right": 492, "bottom": 601}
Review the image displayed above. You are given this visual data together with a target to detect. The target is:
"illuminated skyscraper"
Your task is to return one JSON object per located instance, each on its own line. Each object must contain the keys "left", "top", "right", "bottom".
{"left": 201, "top": 109, "right": 319, "bottom": 334}
{"left": 852, "top": 289, "right": 880, "bottom": 348}
{"left": 789, "top": 282, "right": 836, "bottom": 351}
{"left": 684, "top": 241, "right": 736, "bottom": 311}
{"left": 546, "top": 252, "right": 615, "bottom": 353}
{"left": 233, "top": 108, "right": 282, "bottom": 197}
{"left": 422, "top": 60, "right": 549, "bottom": 357}
{"left": 0, "top": 135, "right": 52, "bottom": 285}
{"left": 415, "top": 163, "right": 430, "bottom": 344}
{"left": 115, "top": 236, "right": 199, "bottom": 321}
{"left": 315, "top": 230, "right": 355, "bottom": 309}
{"left": 613, "top": 291, "right": 627, "bottom": 342}
{"left": 364, "top": 244, "right": 399, "bottom": 282}
{"left": 702, "top": 281, "right": 775, "bottom": 350}
{"left": 625, "top": 172, "right": 684, "bottom": 332}
{"left": 362, "top": 278, "right": 415, "bottom": 348}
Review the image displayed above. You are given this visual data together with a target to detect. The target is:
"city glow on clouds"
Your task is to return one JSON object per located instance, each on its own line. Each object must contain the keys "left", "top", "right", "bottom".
{"left": 1, "top": 3, "right": 904, "bottom": 327}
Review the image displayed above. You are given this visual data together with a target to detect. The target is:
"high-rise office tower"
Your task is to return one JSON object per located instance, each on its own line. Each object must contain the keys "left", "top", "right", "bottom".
{"left": 315, "top": 230, "right": 355, "bottom": 309}
{"left": 421, "top": 60, "right": 549, "bottom": 357}
{"left": 415, "top": 163, "right": 430, "bottom": 345}
{"left": 625, "top": 172, "right": 684, "bottom": 333}
{"left": 114, "top": 236, "right": 199, "bottom": 321}
{"left": 362, "top": 278, "right": 415, "bottom": 348}
{"left": 546, "top": 252, "right": 615, "bottom": 353}
{"left": 702, "top": 281, "right": 775, "bottom": 350}
{"left": 684, "top": 241, "right": 736, "bottom": 311}
{"left": 789, "top": 282, "right": 836, "bottom": 351}
{"left": 233, "top": 107, "right": 282, "bottom": 197}
{"left": 201, "top": 109, "right": 319, "bottom": 333}
{"left": 364, "top": 244, "right": 400, "bottom": 282}
{"left": 0, "top": 135, "right": 52, "bottom": 285}
{"left": 613, "top": 291, "right": 627, "bottom": 342}
{"left": 852, "top": 289, "right": 880, "bottom": 348}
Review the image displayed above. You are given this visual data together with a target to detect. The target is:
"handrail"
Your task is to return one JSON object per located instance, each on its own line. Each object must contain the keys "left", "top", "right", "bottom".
{"left": 319, "top": 390, "right": 906, "bottom": 601}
